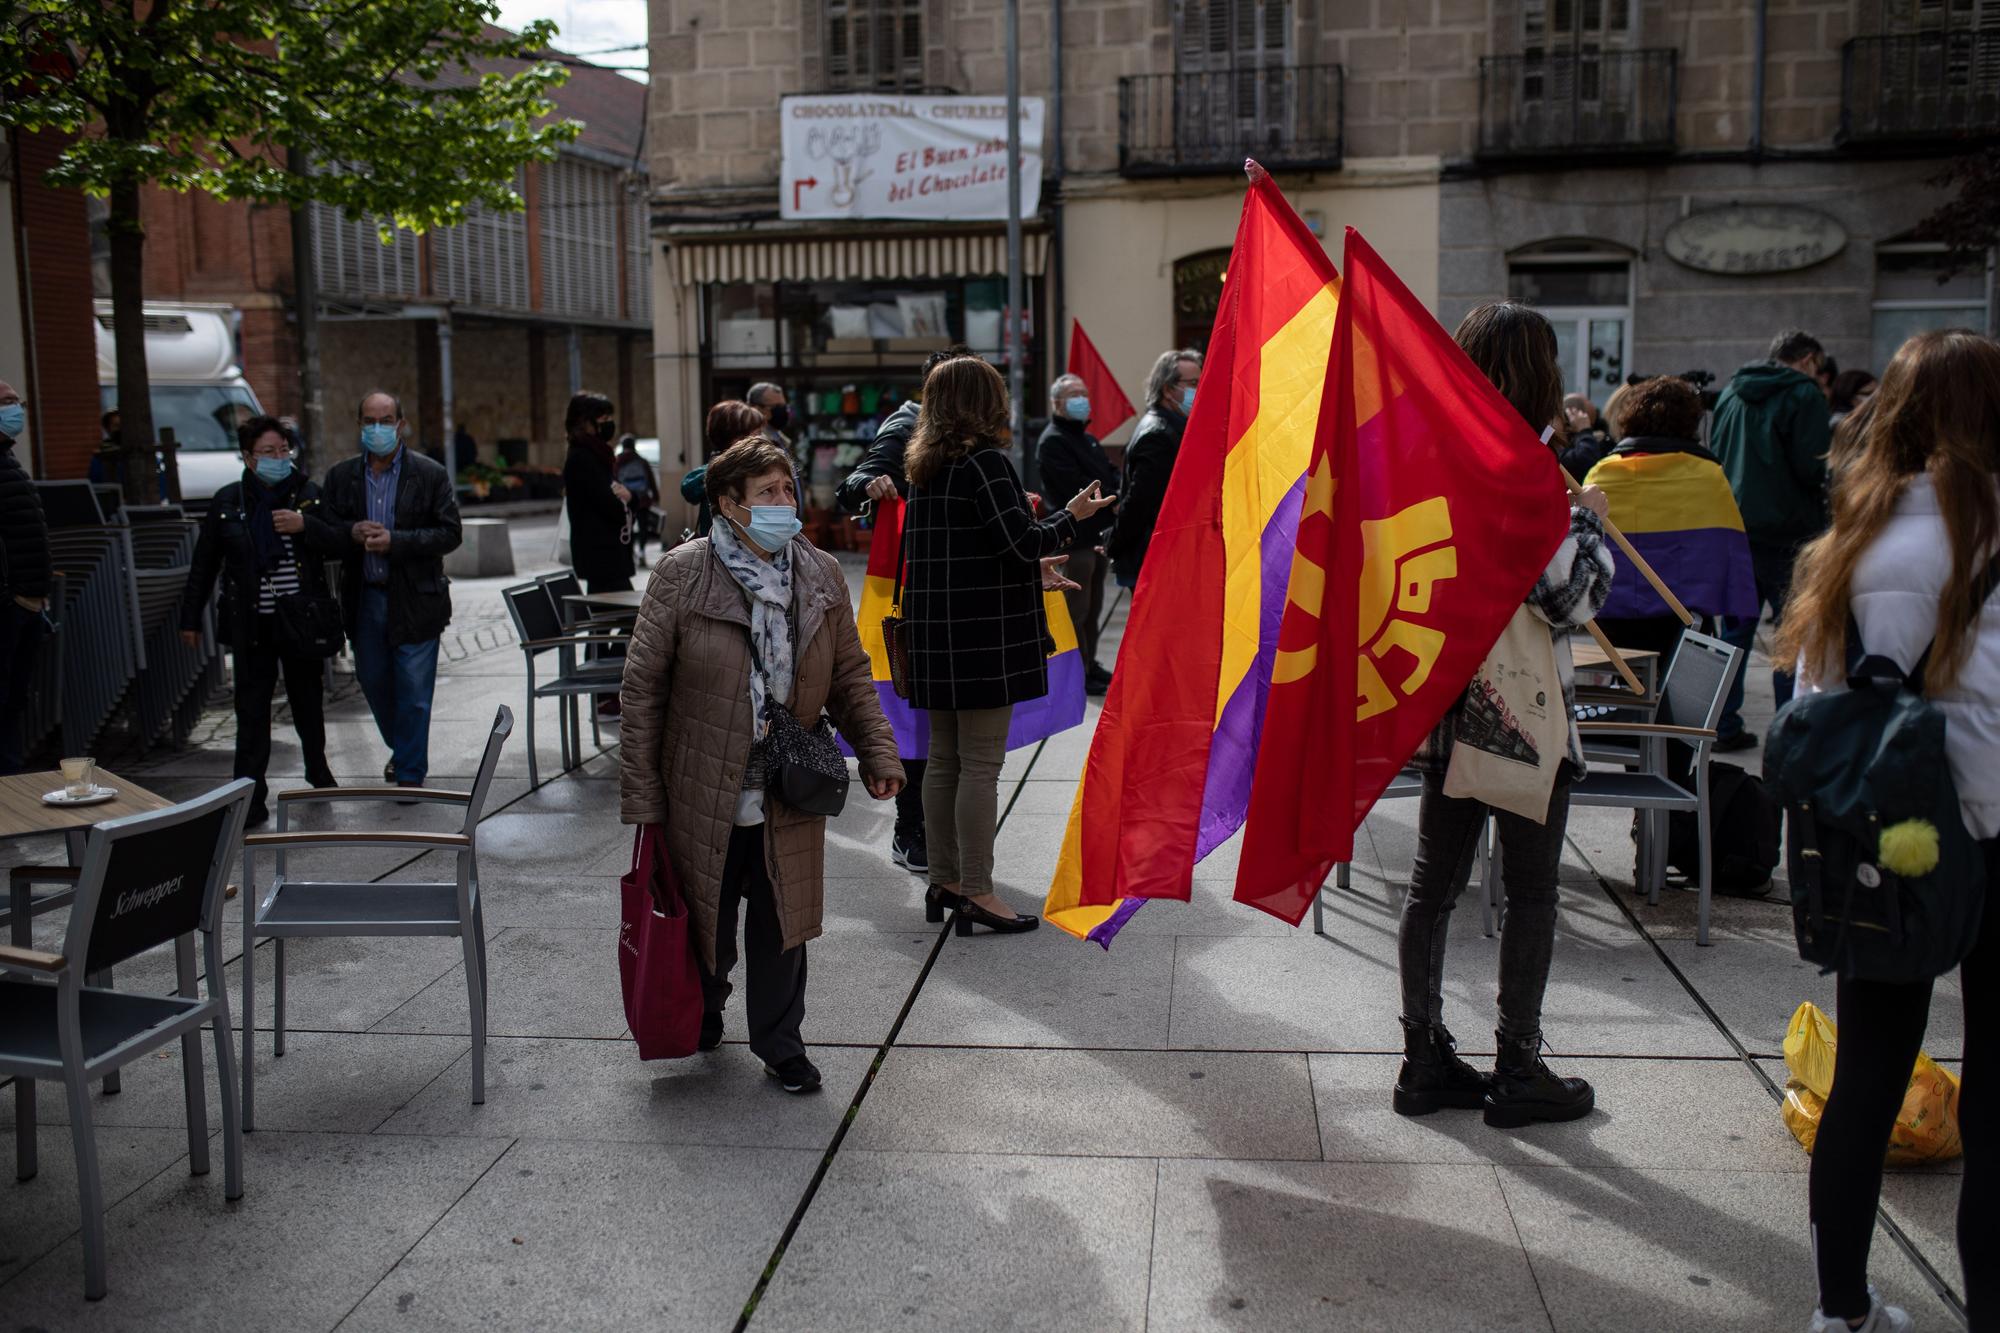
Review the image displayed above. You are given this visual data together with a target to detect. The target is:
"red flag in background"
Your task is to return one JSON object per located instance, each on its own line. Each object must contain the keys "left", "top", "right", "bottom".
{"left": 1067, "top": 322, "right": 1138, "bottom": 438}
{"left": 1233, "top": 228, "right": 1575, "bottom": 925}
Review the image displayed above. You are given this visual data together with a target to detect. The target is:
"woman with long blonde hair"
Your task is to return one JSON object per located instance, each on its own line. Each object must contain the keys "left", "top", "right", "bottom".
{"left": 1778, "top": 328, "right": 2000, "bottom": 1333}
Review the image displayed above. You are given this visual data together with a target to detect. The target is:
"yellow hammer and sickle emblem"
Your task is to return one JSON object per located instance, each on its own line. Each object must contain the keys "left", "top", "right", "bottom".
{"left": 1356, "top": 498, "right": 1457, "bottom": 721}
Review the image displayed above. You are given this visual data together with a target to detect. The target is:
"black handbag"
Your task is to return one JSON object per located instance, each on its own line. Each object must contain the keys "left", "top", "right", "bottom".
{"left": 746, "top": 608, "right": 850, "bottom": 818}
{"left": 272, "top": 591, "right": 345, "bottom": 659}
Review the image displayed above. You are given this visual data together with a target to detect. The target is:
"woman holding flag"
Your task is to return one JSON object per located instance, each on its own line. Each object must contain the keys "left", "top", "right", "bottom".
{"left": 1395, "top": 302, "right": 1617, "bottom": 1129}
{"left": 903, "top": 357, "right": 1116, "bottom": 934}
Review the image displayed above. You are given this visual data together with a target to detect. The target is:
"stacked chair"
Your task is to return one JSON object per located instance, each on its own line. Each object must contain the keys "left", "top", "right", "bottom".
{"left": 502, "top": 575, "right": 632, "bottom": 786}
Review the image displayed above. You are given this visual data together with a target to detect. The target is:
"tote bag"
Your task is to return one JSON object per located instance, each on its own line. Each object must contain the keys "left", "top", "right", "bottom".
{"left": 1443, "top": 605, "right": 1568, "bottom": 822}
{"left": 618, "top": 824, "right": 703, "bottom": 1060}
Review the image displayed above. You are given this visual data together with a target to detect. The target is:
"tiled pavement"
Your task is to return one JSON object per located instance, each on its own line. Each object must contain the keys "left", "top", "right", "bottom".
{"left": 0, "top": 520, "right": 1970, "bottom": 1330}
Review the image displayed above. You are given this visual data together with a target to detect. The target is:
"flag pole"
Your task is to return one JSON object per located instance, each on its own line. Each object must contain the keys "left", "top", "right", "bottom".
{"left": 1561, "top": 465, "right": 1696, "bottom": 627}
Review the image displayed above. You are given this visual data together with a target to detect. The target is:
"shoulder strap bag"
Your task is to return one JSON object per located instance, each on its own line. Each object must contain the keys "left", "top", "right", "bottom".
{"left": 746, "top": 604, "right": 851, "bottom": 818}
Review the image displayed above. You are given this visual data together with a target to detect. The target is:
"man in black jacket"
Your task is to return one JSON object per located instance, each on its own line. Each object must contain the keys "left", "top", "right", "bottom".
{"left": 831, "top": 344, "right": 975, "bottom": 877}
{"left": 1106, "top": 348, "right": 1201, "bottom": 589}
{"left": 0, "top": 378, "right": 51, "bottom": 774}
{"left": 321, "top": 390, "right": 463, "bottom": 789}
{"left": 1036, "top": 373, "right": 1119, "bottom": 692}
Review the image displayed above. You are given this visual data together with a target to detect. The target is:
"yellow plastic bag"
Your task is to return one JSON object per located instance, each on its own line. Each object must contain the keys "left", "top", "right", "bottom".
{"left": 1781, "top": 1001, "right": 1962, "bottom": 1164}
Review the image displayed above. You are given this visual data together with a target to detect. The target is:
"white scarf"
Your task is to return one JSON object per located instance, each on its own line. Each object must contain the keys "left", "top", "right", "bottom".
{"left": 710, "top": 517, "right": 794, "bottom": 741}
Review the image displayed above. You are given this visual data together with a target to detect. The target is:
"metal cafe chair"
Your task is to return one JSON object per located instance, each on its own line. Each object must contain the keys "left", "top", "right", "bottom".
{"left": 0, "top": 780, "right": 253, "bottom": 1300}
{"left": 1481, "top": 630, "right": 1742, "bottom": 946}
{"left": 237, "top": 708, "right": 513, "bottom": 1130}
{"left": 501, "top": 582, "right": 628, "bottom": 787}
{"left": 1312, "top": 768, "right": 1499, "bottom": 939}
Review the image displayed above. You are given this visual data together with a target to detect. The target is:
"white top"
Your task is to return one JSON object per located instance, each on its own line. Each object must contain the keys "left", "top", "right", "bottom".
{"left": 1798, "top": 475, "right": 2000, "bottom": 838}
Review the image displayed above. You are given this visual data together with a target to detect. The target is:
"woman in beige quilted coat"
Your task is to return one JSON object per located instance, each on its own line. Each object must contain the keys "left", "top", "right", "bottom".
{"left": 619, "top": 436, "right": 904, "bottom": 1094}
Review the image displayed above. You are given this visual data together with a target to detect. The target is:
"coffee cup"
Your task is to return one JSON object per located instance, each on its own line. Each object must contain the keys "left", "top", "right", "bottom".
{"left": 60, "top": 757, "right": 96, "bottom": 798}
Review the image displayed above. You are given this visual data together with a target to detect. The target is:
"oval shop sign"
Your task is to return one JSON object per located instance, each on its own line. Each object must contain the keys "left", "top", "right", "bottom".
{"left": 1664, "top": 205, "right": 1847, "bottom": 276}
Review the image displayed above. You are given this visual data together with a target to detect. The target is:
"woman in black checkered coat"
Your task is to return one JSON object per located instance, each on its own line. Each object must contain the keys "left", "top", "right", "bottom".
{"left": 904, "top": 357, "right": 1116, "bottom": 934}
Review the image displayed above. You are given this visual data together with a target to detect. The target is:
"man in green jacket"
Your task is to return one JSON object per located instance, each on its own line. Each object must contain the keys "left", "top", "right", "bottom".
{"left": 1708, "top": 328, "right": 1832, "bottom": 749}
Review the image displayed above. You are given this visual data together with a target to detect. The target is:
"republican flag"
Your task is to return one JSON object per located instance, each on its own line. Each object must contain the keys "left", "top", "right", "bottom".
{"left": 1582, "top": 447, "right": 1757, "bottom": 622}
{"left": 1067, "top": 322, "right": 1137, "bottom": 438}
{"left": 1232, "top": 229, "right": 1573, "bottom": 923}
{"left": 848, "top": 495, "right": 1086, "bottom": 759}
{"left": 1044, "top": 163, "right": 1342, "bottom": 944}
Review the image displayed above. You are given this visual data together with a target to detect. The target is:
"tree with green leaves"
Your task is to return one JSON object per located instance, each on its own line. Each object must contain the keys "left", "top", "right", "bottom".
{"left": 0, "top": 1, "right": 580, "bottom": 499}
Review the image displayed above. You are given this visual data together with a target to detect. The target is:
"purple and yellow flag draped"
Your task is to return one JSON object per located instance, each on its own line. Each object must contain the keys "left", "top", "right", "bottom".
{"left": 1582, "top": 446, "right": 1759, "bottom": 622}
{"left": 849, "top": 496, "right": 1086, "bottom": 757}
{"left": 1043, "top": 165, "right": 1342, "bottom": 944}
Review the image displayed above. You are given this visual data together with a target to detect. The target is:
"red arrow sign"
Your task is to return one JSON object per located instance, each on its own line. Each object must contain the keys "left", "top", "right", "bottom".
{"left": 792, "top": 177, "right": 818, "bottom": 211}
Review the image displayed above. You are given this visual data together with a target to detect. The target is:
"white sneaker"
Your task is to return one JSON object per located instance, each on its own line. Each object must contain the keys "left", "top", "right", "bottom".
{"left": 1808, "top": 1287, "right": 1913, "bottom": 1333}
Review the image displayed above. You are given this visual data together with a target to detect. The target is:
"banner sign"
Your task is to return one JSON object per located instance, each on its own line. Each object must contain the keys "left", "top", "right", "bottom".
{"left": 779, "top": 94, "right": 1044, "bottom": 223}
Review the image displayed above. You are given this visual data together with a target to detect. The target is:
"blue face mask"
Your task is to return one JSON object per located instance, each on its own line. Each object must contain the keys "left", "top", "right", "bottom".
{"left": 0, "top": 404, "right": 24, "bottom": 439}
{"left": 361, "top": 423, "right": 400, "bottom": 456}
{"left": 734, "top": 504, "right": 802, "bottom": 552}
{"left": 253, "top": 457, "right": 294, "bottom": 484}
{"left": 1064, "top": 395, "right": 1090, "bottom": 421}
{"left": 1179, "top": 386, "right": 1197, "bottom": 414}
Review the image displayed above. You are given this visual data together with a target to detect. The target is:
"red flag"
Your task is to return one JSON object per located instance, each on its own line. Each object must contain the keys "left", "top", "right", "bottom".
{"left": 1233, "top": 228, "right": 1574, "bottom": 924}
{"left": 1067, "top": 321, "right": 1137, "bottom": 438}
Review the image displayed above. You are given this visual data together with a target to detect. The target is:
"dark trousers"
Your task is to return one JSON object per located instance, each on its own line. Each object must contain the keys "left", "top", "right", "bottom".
{"left": 1719, "top": 541, "right": 1801, "bottom": 739}
{"left": 894, "top": 758, "right": 927, "bottom": 840}
{"left": 232, "top": 618, "right": 330, "bottom": 807}
{"left": 1399, "top": 775, "right": 1572, "bottom": 1040}
{"left": 0, "top": 601, "right": 49, "bottom": 775}
{"left": 1810, "top": 840, "right": 1996, "bottom": 1325}
{"left": 1062, "top": 546, "right": 1109, "bottom": 667}
{"left": 699, "top": 823, "right": 808, "bottom": 1065}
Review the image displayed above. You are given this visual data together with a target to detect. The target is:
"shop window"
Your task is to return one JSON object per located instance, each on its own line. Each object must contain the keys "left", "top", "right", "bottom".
{"left": 1174, "top": 249, "right": 1230, "bottom": 355}
{"left": 1871, "top": 243, "right": 1993, "bottom": 370}
{"left": 711, "top": 285, "right": 779, "bottom": 369}
{"left": 1508, "top": 242, "right": 1633, "bottom": 401}
{"left": 824, "top": 0, "right": 924, "bottom": 91}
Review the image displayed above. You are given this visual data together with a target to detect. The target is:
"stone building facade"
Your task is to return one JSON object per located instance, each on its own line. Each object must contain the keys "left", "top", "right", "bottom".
{"left": 647, "top": 0, "right": 1998, "bottom": 488}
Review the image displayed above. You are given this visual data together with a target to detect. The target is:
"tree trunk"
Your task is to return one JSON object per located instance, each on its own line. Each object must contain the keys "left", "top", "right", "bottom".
{"left": 106, "top": 176, "right": 158, "bottom": 506}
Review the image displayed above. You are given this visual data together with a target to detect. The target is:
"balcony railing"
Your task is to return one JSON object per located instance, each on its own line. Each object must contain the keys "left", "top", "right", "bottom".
{"left": 1119, "top": 65, "right": 1344, "bottom": 177}
{"left": 1840, "top": 30, "right": 2000, "bottom": 145}
{"left": 1477, "top": 49, "right": 1677, "bottom": 160}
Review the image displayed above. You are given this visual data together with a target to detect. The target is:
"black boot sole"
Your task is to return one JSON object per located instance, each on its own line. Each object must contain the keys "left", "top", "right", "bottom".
{"left": 1393, "top": 1086, "right": 1488, "bottom": 1117}
{"left": 1482, "top": 1091, "right": 1596, "bottom": 1128}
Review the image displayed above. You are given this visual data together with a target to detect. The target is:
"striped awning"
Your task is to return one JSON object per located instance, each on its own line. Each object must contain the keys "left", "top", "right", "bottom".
{"left": 671, "top": 229, "right": 1048, "bottom": 286}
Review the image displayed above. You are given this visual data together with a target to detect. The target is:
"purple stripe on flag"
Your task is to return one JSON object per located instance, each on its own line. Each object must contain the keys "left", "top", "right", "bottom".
{"left": 838, "top": 651, "right": 1087, "bottom": 760}
{"left": 1194, "top": 477, "right": 1307, "bottom": 860}
{"left": 1598, "top": 527, "right": 1758, "bottom": 621}
{"left": 1085, "top": 896, "right": 1148, "bottom": 949}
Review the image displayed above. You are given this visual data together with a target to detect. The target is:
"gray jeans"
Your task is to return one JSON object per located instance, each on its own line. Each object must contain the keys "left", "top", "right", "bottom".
{"left": 1398, "top": 774, "right": 1572, "bottom": 1041}
{"left": 923, "top": 705, "right": 1013, "bottom": 895}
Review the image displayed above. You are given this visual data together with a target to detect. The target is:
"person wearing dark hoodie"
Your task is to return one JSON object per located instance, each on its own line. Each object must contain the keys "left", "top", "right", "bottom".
{"left": 832, "top": 345, "right": 978, "bottom": 878}
{"left": 1105, "top": 348, "right": 1201, "bottom": 590}
{"left": 1035, "top": 373, "right": 1120, "bottom": 693}
{"left": 1708, "top": 328, "right": 1833, "bottom": 749}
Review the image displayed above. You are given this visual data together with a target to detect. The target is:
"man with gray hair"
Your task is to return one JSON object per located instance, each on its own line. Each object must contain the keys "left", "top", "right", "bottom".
{"left": 1036, "top": 371, "right": 1120, "bottom": 692}
{"left": 747, "top": 382, "right": 792, "bottom": 451}
{"left": 1105, "top": 348, "right": 1201, "bottom": 589}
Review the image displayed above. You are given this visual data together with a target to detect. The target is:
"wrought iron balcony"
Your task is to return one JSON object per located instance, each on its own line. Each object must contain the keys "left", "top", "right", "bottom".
{"left": 1477, "top": 49, "right": 1678, "bottom": 160}
{"left": 1840, "top": 30, "right": 2000, "bottom": 145}
{"left": 1119, "top": 65, "right": 1343, "bottom": 177}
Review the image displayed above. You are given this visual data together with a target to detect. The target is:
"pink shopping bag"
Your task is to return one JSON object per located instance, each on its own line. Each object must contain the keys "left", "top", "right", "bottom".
{"left": 619, "top": 825, "right": 703, "bottom": 1060}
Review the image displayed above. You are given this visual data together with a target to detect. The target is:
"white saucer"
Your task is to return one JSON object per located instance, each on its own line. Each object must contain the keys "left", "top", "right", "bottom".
{"left": 42, "top": 785, "right": 117, "bottom": 807}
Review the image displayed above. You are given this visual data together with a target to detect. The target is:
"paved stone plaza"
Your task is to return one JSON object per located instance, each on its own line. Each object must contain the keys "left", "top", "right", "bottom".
{"left": 0, "top": 520, "right": 1970, "bottom": 1331}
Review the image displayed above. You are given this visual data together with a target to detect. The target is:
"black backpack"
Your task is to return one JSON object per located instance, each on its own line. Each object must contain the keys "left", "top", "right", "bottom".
{"left": 1667, "top": 761, "right": 1781, "bottom": 897}
{"left": 1763, "top": 558, "right": 1999, "bottom": 982}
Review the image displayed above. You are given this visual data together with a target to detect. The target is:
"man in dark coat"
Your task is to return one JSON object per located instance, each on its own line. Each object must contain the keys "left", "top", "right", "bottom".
{"left": 0, "top": 377, "right": 51, "bottom": 774}
{"left": 1105, "top": 348, "right": 1201, "bottom": 589}
{"left": 831, "top": 345, "right": 977, "bottom": 878}
{"left": 321, "top": 390, "right": 462, "bottom": 789}
{"left": 1035, "top": 372, "right": 1119, "bottom": 692}
{"left": 1708, "top": 328, "right": 1833, "bottom": 749}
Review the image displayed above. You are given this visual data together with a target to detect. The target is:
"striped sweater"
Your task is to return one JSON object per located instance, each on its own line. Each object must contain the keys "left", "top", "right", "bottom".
{"left": 1413, "top": 504, "right": 1616, "bottom": 778}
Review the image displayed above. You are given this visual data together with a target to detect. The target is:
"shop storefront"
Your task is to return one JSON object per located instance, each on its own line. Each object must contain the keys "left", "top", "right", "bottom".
{"left": 662, "top": 226, "right": 1049, "bottom": 527}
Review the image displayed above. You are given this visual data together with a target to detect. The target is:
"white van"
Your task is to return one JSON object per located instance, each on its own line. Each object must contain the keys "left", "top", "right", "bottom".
{"left": 94, "top": 301, "right": 264, "bottom": 505}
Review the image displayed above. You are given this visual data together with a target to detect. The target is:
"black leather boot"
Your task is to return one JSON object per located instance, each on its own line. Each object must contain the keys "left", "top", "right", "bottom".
{"left": 1484, "top": 1030, "right": 1595, "bottom": 1128}
{"left": 1392, "top": 1020, "right": 1490, "bottom": 1116}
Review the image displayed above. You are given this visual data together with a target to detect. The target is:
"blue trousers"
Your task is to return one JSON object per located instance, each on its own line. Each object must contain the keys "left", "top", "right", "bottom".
{"left": 353, "top": 587, "right": 440, "bottom": 785}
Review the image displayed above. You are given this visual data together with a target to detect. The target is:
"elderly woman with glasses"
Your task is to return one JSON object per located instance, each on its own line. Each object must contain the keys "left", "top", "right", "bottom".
{"left": 179, "top": 415, "right": 346, "bottom": 826}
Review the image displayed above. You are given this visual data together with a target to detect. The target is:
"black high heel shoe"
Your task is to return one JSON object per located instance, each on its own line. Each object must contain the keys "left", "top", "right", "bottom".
{"left": 924, "top": 885, "right": 961, "bottom": 924}
{"left": 954, "top": 897, "right": 1040, "bottom": 936}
